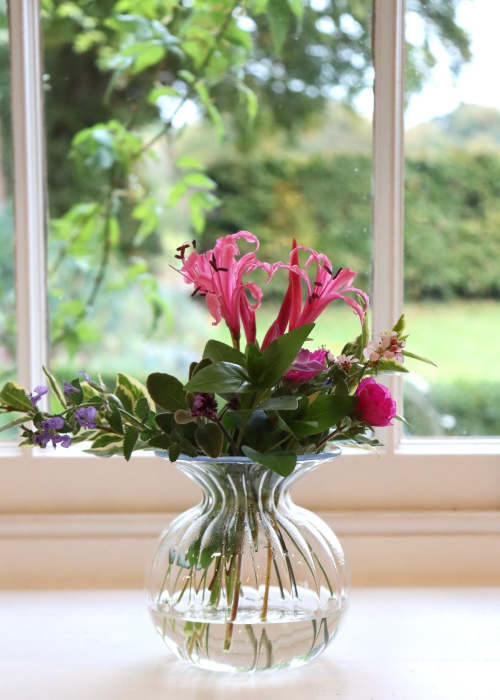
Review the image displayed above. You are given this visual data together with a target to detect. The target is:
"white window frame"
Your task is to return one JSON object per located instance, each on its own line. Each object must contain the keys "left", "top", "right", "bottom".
{"left": 2, "top": 0, "right": 499, "bottom": 525}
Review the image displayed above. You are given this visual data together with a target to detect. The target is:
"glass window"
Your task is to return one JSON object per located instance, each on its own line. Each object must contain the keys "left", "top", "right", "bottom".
{"left": 403, "top": 0, "right": 500, "bottom": 437}
{"left": 0, "top": 0, "right": 17, "bottom": 430}
{"left": 42, "top": 0, "right": 373, "bottom": 386}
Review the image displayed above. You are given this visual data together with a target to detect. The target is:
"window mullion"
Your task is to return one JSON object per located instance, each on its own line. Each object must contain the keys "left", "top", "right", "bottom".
{"left": 9, "top": 0, "right": 48, "bottom": 404}
{"left": 372, "top": 0, "right": 406, "bottom": 452}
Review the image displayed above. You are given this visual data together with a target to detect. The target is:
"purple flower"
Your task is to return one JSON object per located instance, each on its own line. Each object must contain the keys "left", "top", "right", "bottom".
{"left": 33, "top": 430, "right": 51, "bottom": 447}
{"left": 63, "top": 381, "right": 79, "bottom": 395}
{"left": 42, "top": 416, "right": 65, "bottom": 431}
{"left": 33, "top": 419, "right": 71, "bottom": 449}
{"left": 78, "top": 370, "right": 91, "bottom": 383}
{"left": 26, "top": 385, "right": 48, "bottom": 408}
{"left": 75, "top": 406, "right": 97, "bottom": 429}
{"left": 190, "top": 393, "right": 218, "bottom": 420}
{"left": 53, "top": 433, "right": 72, "bottom": 448}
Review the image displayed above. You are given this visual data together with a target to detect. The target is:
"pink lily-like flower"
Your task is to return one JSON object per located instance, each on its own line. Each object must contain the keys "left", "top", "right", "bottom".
{"left": 262, "top": 241, "right": 369, "bottom": 348}
{"left": 175, "top": 231, "right": 273, "bottom": 347}
{"left": 261, "top": 239, "right": 301, "bottom": 348}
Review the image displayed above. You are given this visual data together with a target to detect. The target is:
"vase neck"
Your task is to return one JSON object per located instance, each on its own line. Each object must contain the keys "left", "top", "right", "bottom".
{"left": 174, "top": 453, "right": 339, "bottom": 512}
{"left": 177, "top": 460, "right": 285, "bottom": 511}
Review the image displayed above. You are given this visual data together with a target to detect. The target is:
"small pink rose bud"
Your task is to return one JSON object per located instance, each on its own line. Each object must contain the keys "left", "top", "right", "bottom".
{"left": 355, "top": 377, "right": 396, "bottom": 427}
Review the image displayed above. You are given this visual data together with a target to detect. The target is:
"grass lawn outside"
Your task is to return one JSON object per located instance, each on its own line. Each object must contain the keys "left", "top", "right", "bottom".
{"left": 214, "top": 299, "right": 500, "bottom": 385}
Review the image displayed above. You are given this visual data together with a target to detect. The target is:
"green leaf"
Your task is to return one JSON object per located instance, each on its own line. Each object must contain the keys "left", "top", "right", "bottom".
{"left": 287, "top": 0, "right": 304, "bottom": 19}
{"left": 85, "top": 435, "right": 123, "bottom": 457}
{"left": 253, "top": 0, "right": 269, "bottom": 12}
{"left": 402, "top": 350, "right": 438, "bottom": 367}
{"left": 392, "top": 314, "right": 406, "bottom": 333}
{"left": 291, "top": 395, "right": 358, "bottom": 437}
{"left": 185, "top": 362, "right": 251, "bottom": 394}
{"left": 203, "top": 340, "right": 245, "bottom": 366}
{"left": 167, "top": 181, "right": 188, "bottom": 206}
{"left": 131, "top": 44, "right": 166, "bottom": 74}
{"left": 179, "top": 69, "right": 195, "bottom": 83}
{"left": 245, "top": 342, "right": 265, "bottom": 382}
{"left": 135, "top": 396, "right": 150, "bottom": 422}
{"left": 117, "top": 373, "right": 153, "bottom": 407}
{"left": 91, "top": 433, "right": 123, "bottom": 449}
{"left": 147, "top": 373, "right": 186, "bottom": 412}
{"left": 70, "top": 430, "right": 97, "bottom": 445}
{"left": 154, "top": 412, "right": 174, "bottom": 432}
{"left": 0, "top": 382, "right": 33, "bottom": 412}
{"left": 148, "top": 86, "right": 180, "bottom": 103}
{"left": 239, "top": 83, "right": 259, "bottom": 124}
{"left": 376, "top": 358, "right": 409, "bottom": 373}
{"left": 0, "top": 416, "right": 27, "bottom": 434}
{"left": 194, "top": 82, "right": 224, "bottom": 139}
{"left": 148, "top": 434, "right": 171, "bottom": 450}
{"left": 183, "top": 172, "right": 216, "bottom": 190}
{"left": 107, "top": 405, "right": 123, "bottom": 434}
{"left": 195, "top": 423, "right": 224, "bottom": 458}
{"left": 42, "top": 366, "right": 66, "bottom": 408}
{"left": 258, "top": 323, "right": 315, "bottom": 388}
{"left": 361, "top": 314, "right": 370, "bottom": 352}
{"left": 267, "top": 0, "right": 291, "bottom": 54}
{"left": 169, "top": 442, "right": 180, "bottom": 462}
{"left": 115, "top": 385, "right": 134, "bottom": 413}
{"left": 260, "top": 395, "right": 299, "bottom": 411}
{"left": 176, "top": 155, "right": 204, "bottom": 170}
{"left": 190, "top": 358, "right": 212, "bottom": 377}
{"left": 199, "top": 542, "right": 221, "bottom": 570}
{"left": 242, "top": 445, "right": 296, "bottom": 476}
{"left": 238, "top": 410, "right": 284, "bottom": 451}
{"left": 123, "top": 426, "right": 139, "bottom": 461}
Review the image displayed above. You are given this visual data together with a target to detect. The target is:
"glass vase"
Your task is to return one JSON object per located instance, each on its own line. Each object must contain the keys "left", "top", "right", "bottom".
{"left": 147, "top": 450, "right": 348, "bottom": 673}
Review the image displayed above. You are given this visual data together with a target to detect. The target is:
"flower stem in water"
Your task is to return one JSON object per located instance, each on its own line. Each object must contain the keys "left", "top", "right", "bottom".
{"left": 224, "top": 550, "right": 242, "bottom": 651}
{"left": 260, "top": 540, "right": 272, "bottom": 621}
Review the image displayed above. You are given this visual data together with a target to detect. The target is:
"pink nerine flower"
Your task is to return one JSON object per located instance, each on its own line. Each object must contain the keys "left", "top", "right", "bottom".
{"left": 175, "top": 232, "right": 273, "bottom": 346}
{"left": 355, "top": 377, "right": 396, "bottom": 427}
{"left": 284, "top": 349, "right": 328, "bottom": 382}
{"left": 262, "top": 240, "right": 369, "bottom": 349}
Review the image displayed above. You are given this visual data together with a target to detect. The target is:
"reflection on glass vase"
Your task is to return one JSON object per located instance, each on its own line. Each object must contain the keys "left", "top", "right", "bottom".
{"left": 147, "top": 450, "right": 349, "bottom": 673}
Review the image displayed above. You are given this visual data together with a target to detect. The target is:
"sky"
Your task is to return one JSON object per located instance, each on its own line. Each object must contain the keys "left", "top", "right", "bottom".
{"left": 404, "top": 0, "right": 500, "bottom": 127}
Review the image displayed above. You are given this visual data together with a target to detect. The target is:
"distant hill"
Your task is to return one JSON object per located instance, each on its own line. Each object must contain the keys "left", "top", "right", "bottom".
{"left": 407, "top": 103, "right": 500, "bottom": 153}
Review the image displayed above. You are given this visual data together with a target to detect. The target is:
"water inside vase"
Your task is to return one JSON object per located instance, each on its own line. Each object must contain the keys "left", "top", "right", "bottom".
{"left": 149, "top": 585, "right": 345, "bottom": 672}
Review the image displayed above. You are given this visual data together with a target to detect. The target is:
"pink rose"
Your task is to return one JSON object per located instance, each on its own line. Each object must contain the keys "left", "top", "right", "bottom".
{"left": 355, "top": 377, "right": 396, "bottom": 427}
{"left": 284, "top": 349, "right": 328, "bottom": 382}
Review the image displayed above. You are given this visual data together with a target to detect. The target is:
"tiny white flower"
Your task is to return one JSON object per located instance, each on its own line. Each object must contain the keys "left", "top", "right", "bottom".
{"left": 336, "top": 353, "right": 357, "bottom": 371}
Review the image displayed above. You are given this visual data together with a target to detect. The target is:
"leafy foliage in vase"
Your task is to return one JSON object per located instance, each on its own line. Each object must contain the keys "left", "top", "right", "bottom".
{"left": 0, "top": 234, "right": 433, "bottom": 474}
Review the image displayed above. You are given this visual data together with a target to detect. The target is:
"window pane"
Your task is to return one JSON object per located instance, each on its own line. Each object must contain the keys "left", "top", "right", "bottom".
{"left": 43, "top": 1, "right": 373, "bottom": 387}
{"left": 0, "top": 1, "right": 17, "bottom": 431}
{"left": 404, "top": 0, "right": 500, "bottom": 436}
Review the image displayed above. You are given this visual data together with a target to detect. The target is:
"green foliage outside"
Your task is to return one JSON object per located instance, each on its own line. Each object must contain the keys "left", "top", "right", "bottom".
{"left": 201, "top": 150, "right": 500, "bottom": 302}
{"left": 0, "top": 0, "right": 472, "bottom": 366}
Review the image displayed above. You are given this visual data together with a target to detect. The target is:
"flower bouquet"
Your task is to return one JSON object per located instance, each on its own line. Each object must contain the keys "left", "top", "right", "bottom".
{"left": 0, "top": 232, "right": 432, "bottom": 672}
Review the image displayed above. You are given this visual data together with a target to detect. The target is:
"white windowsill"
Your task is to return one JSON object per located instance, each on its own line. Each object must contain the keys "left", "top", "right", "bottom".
{"left": 2, "top": 588, "right": 499, "bottom": 699}
{"left": 2, "top": 511, "right": 500, "bottom": 588}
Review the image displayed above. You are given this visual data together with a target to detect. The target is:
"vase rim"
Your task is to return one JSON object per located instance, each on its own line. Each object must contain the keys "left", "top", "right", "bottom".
{"left": 154, "top": 447, "right": 341, "bottom": 464}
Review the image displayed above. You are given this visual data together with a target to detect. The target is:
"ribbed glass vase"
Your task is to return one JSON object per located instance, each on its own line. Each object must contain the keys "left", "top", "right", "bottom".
{"left": 147, "top": 450, "right": 348, "bottom": 673}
